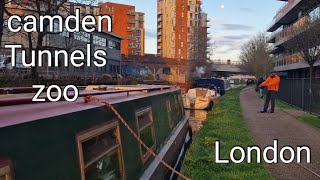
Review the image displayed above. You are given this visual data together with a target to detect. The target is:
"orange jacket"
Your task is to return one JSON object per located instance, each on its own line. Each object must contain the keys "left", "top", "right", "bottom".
{"left": 260, "top": 75, "right": 281, "bottom": 91}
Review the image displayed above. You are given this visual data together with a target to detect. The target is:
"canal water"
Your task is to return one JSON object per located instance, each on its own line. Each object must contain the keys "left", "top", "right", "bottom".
{"left": 186, "top": 110, "right": 208, "bottom": 132}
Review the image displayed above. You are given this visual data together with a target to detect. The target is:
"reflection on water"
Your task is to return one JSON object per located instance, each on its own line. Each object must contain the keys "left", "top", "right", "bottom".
{"left": 186, "top": 110, "right": 208, "bottom": 132}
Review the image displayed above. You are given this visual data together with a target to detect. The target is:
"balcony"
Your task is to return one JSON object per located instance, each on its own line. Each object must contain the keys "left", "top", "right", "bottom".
{"left": 267, "top": 0, "right": 303, "bottom": 32}
{"left": 127, "top": 10, "right": 135, "bottom": 15}
{"left": 158, "top": 24, "right": 162, "bottom": 29}
{"left": 273, "top": 52, "right": 314, "bottom": 72}
{"left": 275, "top": 52, "right": 303, "bottom": 67}
{"left": 127, "top": 20, "right": 135, "bottom": 24}
{"left": 272, "top": 6, "right": 320, "bottom": 47}
{"left": 274, "top": 0, "right": 301, "bottom": 22}
{"left": 267, "top": 26, "right": 283, "bottom": 43}
{"left": 128, "top": 45, "right": 136, "bottom": 49}
{"left": 127, "top": 27, "right": 135, "bottom": 32}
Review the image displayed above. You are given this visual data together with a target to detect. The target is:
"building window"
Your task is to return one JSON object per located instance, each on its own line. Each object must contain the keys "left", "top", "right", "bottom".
{"left": 74, "top": 32, "right": 90, "bottom": 43}
{"left": 136, "top": 107, "right": 156, "bottom": 163}
{"left": 128, "top": 9, "right": 135, "bottom": 14}
{"left": 93, "top": 35, "right": 107, "bottom": 47}
{"left": 106, "top": 6, "right": 114, "bottom": 12}
{"left": 0, "top": 160, "right": 13, "bottom": 180}
{"left": 76, "top": 121, "right": 125, "bottom": 180}
{"left": 108, "top": 40, "right": 116, "bottom": 49}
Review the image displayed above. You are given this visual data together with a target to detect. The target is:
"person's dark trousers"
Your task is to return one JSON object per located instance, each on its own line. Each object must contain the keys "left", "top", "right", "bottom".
{"left": 264, "top": 90, "right": 277, "bottom": 112}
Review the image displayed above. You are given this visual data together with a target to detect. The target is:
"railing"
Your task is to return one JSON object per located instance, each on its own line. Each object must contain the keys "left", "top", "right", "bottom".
{"left": 268, "top": 26, "right": 283, "bottom": 41}
{"left": 278, "top": 78, "right": 320, "bottom": 115}
{"left": 273, "top": 5, "right": 320, "bottom": 45}
{"left": 273, "top": 0, "right": 301, "bottom": 23}
{"left": 274, "top": 52, "right": 303, "bottom": 67}
{"left": 212, "top": 60, "right": 242, "bottom": 65}
{"left": 127, "top": 20, "right": 135, "bottom": 24}
{"left": 275, "top": 15, "right": 309, "bottom": 44}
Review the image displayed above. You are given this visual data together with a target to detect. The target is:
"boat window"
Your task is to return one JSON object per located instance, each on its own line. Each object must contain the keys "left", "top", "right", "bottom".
{"left": 0, "top": 160, "right": 13, "bottom": 180}
{"left": 166, "top": 100, "right": 173, "bottom": 129}
{"left": 77, "top": 121, "right": 125, "bottom": 180}
{"left": 136, "top": 107, "right": 156, "bottom": 163}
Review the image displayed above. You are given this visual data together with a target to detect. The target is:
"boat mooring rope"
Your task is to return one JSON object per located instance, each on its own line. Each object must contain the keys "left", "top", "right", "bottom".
{"left": 84, "top": 96, "right": 191, "bottom": 180}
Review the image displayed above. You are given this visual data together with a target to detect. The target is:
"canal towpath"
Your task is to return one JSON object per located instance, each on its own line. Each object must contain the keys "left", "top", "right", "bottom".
{"left": 240, "top": 87, "right": 320, "bottom": 179}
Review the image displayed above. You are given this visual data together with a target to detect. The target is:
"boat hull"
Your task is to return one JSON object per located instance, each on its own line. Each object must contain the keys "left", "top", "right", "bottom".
{"left": 0, "top": 86, "right": 189, "bottom": 180}
{"left": 183, "top": 96, "right": 213, "bottom": 110}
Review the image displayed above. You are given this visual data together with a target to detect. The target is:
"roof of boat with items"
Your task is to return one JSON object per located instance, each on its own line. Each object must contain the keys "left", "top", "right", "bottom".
{"left": 0, "top": 85, "right": 179, "bottom": 128}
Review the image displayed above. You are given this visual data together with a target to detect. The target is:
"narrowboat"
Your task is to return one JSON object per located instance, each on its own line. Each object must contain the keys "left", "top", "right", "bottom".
{"left": 0, "top": 85, "right": 191, "bottom": 180}
{"left": 182, "top": 88, "right": 218, "bottom": 110}
{"left": 193, "top": 78, "right": 231, "bottom": 95}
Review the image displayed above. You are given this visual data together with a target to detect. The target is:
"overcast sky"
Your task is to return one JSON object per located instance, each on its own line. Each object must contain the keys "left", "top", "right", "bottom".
{"left": 106, "top": 0, "right": 285, "bottom": 61}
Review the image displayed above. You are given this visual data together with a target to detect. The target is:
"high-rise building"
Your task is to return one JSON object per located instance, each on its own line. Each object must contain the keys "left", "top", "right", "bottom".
{"left": 157, "top": 0, "right": 203, "bottom": 60}
{"left": 267, "top": 0, "right": 320, "bottom": 78}
{"left": 100, "top": 2, "right": 145, "bottom": 56}
{"left": 65, "top": 2, "right": 101, "bottom": 19}
{"left": 135, "top": 12, "right": 145, "bottom": 56}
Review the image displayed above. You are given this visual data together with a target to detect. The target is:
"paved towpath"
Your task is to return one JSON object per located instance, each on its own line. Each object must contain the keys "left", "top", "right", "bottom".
{"left": 240, "top": 87, "right": 320, "bottom": 180}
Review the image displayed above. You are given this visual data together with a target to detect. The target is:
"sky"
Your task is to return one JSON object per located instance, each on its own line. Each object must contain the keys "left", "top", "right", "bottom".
{"left": 105, "top": 0, "right": 285, "bottom": 61}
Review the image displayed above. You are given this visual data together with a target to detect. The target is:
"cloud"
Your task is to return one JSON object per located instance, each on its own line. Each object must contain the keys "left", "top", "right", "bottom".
{"left": 210, "top": 34, "right": 252, "bottom": 60}
{"left": 220, "top": 24, "right": 254, "bottom": 31}
{"left": 223, "top": 35, "right": 252, "bottom": 40}
{"left": 209, "top": 17, "right": 226, "bottom": 24}
{"left": 240, "top": 8, "right": 256, "bottom": 13}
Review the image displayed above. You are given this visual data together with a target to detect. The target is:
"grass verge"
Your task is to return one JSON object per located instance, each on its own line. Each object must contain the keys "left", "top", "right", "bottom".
{"left": 298, "top": 116, "right": 320, "bottom": 128}
{"left": 181, "top": 88, "right": 271, "bottom": 180}
{"left": 274, "top": 101, "right": 320, "bottom": 128}
{"left": 276, "top": 100, "right": 294, "bottom": 109}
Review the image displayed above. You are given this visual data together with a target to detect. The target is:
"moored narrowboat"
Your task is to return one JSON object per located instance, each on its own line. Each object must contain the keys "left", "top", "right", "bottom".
{"left": 0, "top": 85, "right": 191, "bottom": 180}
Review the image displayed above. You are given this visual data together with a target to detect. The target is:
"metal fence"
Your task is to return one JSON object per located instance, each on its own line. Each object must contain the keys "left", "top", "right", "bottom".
{"left": 278, "top": 78, "right": 320, "bottom": 115}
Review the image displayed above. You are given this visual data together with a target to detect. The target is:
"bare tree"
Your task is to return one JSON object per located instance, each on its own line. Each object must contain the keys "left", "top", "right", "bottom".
{"left": 239, "top": 33, "right": 274, "bottom": 78}
{"left": 3, "top": 0, "right": 98, "bottom": 79}
{"left": 284, "top": 9, "right": 320, "bottom": 77}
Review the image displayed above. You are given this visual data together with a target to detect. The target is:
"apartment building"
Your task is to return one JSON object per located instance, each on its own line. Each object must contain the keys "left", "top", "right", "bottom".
{"left": 100, "top": 2, "right": 145, "bottom": 56}
{"left": 1, "top": 1, "right": 122, "bottom": 77}
{"left": 267, "top": 0, "right": 320, "bottom": 78}
{"left": 157, "top": 0, "right": 204, "bottom": 60}
{"left": 135, "top": 12, "right": 145, "bottom": 56}
{"left": 66, "top": 2, "right": 101, "bottom": 18}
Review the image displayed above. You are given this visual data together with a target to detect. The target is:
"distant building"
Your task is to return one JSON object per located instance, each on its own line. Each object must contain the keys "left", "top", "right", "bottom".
{"left": 100, "top": 2, "right": 145, "bottom": 56}
{"left": 211, "top": 60, "right": 245, "bottom": 77}
{"left": 267, "top": 0, "right": 320, "bottom": 78}
{"left": 122, "top": 54, "right": 189, "bottom": 83}
{"left": 65, "top": 2, "right": 101, "bottom": 19}
{"left": 157, "top": 0, "right": 206, "bottom": 60}
{"left": 1, "top": 2, "right": 122, "bottom": 78}
{"left": 135, "top": 12, "right": 145, "bottom": 56}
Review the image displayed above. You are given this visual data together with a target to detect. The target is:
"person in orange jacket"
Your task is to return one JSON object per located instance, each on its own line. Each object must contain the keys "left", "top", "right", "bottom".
{"left": 259, "top": 71, "right": 281, "bottom": 113}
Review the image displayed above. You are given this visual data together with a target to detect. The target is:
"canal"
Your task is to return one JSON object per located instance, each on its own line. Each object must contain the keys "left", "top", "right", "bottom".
{"left": 186, "top": 110, "right": 208, "bottom": 132}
